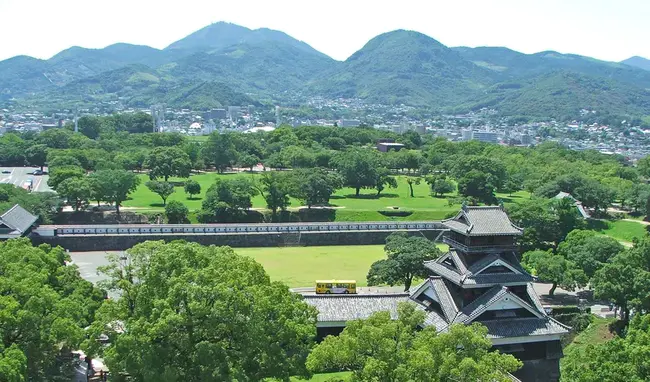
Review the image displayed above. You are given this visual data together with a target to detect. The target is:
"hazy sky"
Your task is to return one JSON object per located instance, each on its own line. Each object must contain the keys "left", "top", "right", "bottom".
{"left": 0, "top": 0, "right": 648, "bottom": 62}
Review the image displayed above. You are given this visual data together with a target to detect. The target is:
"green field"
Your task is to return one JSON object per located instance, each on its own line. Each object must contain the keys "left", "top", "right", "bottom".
{"left": 121, "top": 172, "right": 530, "bottom": 222}
{"left": 236, "top": 244, "right": 448, "bottom": 287}
{"left": 588, "top": 220, "right": 647, "bottom": 243}
{"left": 561, "top": 316, "right": 616, "bottom": 371}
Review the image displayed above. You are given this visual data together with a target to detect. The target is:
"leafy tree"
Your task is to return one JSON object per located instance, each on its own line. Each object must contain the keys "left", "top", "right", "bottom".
{"left": 36, "top": 128, "right": 73, "bottom": 149}
{"left": 184, "top": 179, "right": 201, "bottom": 199}
{"left": 406, "top": 176, "right": 421, "bottom": 198}
{"left": 73, "top": 115, "right": 103, "bottom": 139}
{"left": 238, "top": 153, "right": 260, "bottom": 172}
{"left": 367, "top": 232, "right": 441, "bottom": 291}
{"left": 452, "top": 156, "right": 507, "bottom": 189}
{"left": 562, "top": 314, "right": 650, "bottom": 382}
{"left": 457, "top": 170, "right": 496, "bottom": 204}
{"left": 144, "top": 146, "right": 192, "bottom": 181}
{"left": 56, "top": 177, "right": 92, "bottom": 211}
{"left": 165, "top": 200, "right": 189, "bottom": 223}
{"left": 307, "top": 303, "right": 521, "bottom": 382}
{"left": 374, "top": 167, "right": 397, "bottom": 196}
{"left": 279, "top": 146, "right": 315, "bottom": 168}
{"left": 24, "top": 144, "right": 48, "bottom": 170}
{"left": 85, "top": 241, "right": 317, "bottom": 381}
{"left": 47, "top": 165, "right": 85, "bottom": 189}
{"left": 0, "top": 239, "right": 104, "bottom": 381}
{"left": 145, "top": 181, "right": 175, "bottom": 206}
{"left": 47, "top": 153, "right": 82, "bottom": 170}
{"left": 332, "top": 149, "right": 379, "bottom": 196}
{"left": 522, "top": 250, "right": 587, "bottom": 296}
{"left": 400, "top": 150, "right": 424, "bottom": 173}
{"left": 431, "top": 178, "right": 455, "bottom": 197}
{"left": 201, "top": 132, "right": 238, "bottom": 173}
{"left": 199, "top": 178, "right": 257, "bottom": 222}
{"left": 637, "top": 155, "right": 650, "bottom": 178}
{"left": 255, "top": 172, "right": 291, "bottom": 220}
{"left": 289, "top": 168, "right": 343, "bottom": 208}
{"left": 89, "top": 169, "right": 140, "bottom": 216}
{"left": 558, "top": 230, "right": 624, "bottom": 278}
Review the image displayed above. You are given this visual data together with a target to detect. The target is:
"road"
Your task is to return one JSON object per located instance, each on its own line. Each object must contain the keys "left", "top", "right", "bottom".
{"left": 0, "top": 166, "right": 52, "bottom": 192}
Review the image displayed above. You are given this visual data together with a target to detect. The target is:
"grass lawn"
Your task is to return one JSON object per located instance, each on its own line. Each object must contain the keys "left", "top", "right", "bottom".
{"left": 588, "top": 219, "right": 647, "bottom": 243}
{"left": 122, "top": 171, "right": 531, "bottom": 222}
{"left": 236, "top": 244, "right": 448, "bottom": 288}
{"left": 561, "top": 316, "right": 616, "bottom": 370}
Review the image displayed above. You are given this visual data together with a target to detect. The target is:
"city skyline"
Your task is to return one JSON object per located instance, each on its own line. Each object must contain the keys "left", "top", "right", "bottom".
{"left": 0, "top": 0, "right": 649, "bottom": 63}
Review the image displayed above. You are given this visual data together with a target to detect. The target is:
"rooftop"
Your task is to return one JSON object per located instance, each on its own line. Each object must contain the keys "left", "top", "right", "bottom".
{"left": 0, "top": 204, "right": 38, "bottom": 239}
{"left": 442, "top": 205, "right": 523, "bottom": 237}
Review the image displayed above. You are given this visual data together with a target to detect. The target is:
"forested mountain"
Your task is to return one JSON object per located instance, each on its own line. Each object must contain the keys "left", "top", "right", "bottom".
{"left": 2, "top": 22, "right": 650, "bottom": 119}
{"left": 622, "top": 56, "right": 650, "bottom": 71}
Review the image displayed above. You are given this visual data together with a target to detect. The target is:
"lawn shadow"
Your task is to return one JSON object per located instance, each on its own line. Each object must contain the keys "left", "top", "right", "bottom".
{"left": 186, "top": 197, "right": 203, "bottom": 202}
{"left": 586, "top": 219, "right": 609, "bottom": 232}
{"left": 149, "top": 203, "right": 165, "bottom": 208}
{"left": 341, "top": 193, "right": 400, "bottom": 199}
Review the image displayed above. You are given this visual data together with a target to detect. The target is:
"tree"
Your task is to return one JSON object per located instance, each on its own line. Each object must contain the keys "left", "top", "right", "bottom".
{"left": 145, "top": 181, "right": 175, "bottom": 206}
{"left": 562, "top": 314, "right": 650, "bottom": 381}
{"left": 255, "top": 172, "right": 291, "bottom": 221}
{"left": 374, "top": 168, "right": 397, "bottom": 196}
{"left": 89, "top": 169, "right": 140, "bottom": 216}
{"left": 56, "top": 177, "right": 92, "bottom": 211}
{"left": 289, "top": 168, "right": 343, "bottom": 208}
{"left": 0, "top": 239, "right": 104, "bottom": 381}
{"left": 85, "top": 241, "right": 317, "bottom": 381}
{"left": 522, "top": 250, "right": 587, "bottom": 296}
{"left": 24, "top": 144, "right": 48, "bottom": 170}
{"left": 238, "top": 153, "right": 260, "bottom": 172}
{"left": 184, "top": 179, "right": 201, "bottom": 199}
{"left": 165, "top": 200, "right": 189, "bottom": 223}
{"left": 431, "top": 178, "right": 455, "bottom": 197}
{"left": 457, "top": 170, "right": 496, "bottom": 204}
{"left": 367, "top": 232, "right": 441, "bottom": 291}
{"left": 637, "top": 155, "right": 650, "bottom": 178}
{"left": 144, "top": 146, "right": 192, "bottom": 181}
{"left": 406, "top": 176, "right": 421, "bottom": 198}
{"left": 201, "top": 132, "right": 239, "bottom": 173}
{"left": 47, "top": 165, "right": 85, "bottom": 189}
{"left": 332, "top": 149, "right": 378, "bottom": 196}
{"left": 307, "top": 303, "right": 521, "bottom": 382}
{"left": 558, "top": 230, "right": 624, "bottom": 279}
{"left": 198, "top": 178, "right": 257, "bottom": 222}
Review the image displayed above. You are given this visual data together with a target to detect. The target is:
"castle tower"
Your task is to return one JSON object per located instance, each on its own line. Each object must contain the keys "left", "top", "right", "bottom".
{"left": 410, "top": 205, "right": 568, "bottom": 382}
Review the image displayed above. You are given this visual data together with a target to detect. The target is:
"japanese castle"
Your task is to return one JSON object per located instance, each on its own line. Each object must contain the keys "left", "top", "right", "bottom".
{"left": 304, "top": 205, "right": 568, "bottom": 382}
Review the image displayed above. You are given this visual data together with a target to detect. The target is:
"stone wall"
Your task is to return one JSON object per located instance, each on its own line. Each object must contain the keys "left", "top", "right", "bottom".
{"left": 31, "top": 229, "right": 445, "bottom": 251}
{"left": 514, "top": 358, "right": 561, "bottom": 382}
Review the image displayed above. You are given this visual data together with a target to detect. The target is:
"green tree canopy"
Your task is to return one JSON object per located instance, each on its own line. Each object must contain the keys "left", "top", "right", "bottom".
{"left": 47, "top": 165, "right": 85, "bottom": 190}
{"left": 457, "top": 170, "right": 497, "bottom": 204}
{"left": 24, "top": 144, "right": 48, "bottom": 171}
{"left": 56, "top": 177, "right": 92, "bottom": 211}
{"left": 145, "top": 181, "right": 175, "bottom": 206}
{"left": 0, "top": 239, "right": 104, "bottom": 381}
{"left": 88, "top": 169, "right": 140, "bottom": 216}
{"left": 332, "top": 149, "right": 379, "bottom": 197}
{"left": 367, "top": 232, "right": 441, "bottom": 291}
{"left": 85, "top": 241, "right": 317, "bottom": 381}
{"left": 289, "top": 168, "right": 343, "bottom": 208}
{"left": 522, "top": 250, "right": 587, "bottom": 296}
{"left": 558, "top": 230, "right": 624, "bottom": 278}
{"left": 201, "top": 132, "right": 238, "bottom": 173}
{"left": 255, "top": 171, "right": 291, "bottom": 220}
{"left": 184, "top": 179, "right": 201, "bottom": 199}
{"left": 199, "top": 178, "right": 257, "bottom": 222}
{"left": 306, "top": 303, "right": 521, "bottom": 382}
{"left": 145, "top": 146, "right": 192, "bottom": 181}
{"left": 165, "top": 200, "right": 189, "bottom": 224}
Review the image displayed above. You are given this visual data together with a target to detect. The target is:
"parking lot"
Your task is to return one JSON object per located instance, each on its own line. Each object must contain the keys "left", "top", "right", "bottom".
{"left": 0, "top": 167, "right": 52, "bottom": 192}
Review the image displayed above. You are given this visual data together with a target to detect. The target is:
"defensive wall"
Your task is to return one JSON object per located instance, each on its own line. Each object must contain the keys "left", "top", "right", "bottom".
{"left": 30, "top": 221, "right": 447, "bottom": 251}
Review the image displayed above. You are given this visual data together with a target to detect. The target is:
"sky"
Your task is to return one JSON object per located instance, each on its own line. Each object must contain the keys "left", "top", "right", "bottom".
{"left": 0, "top": 0, "right": 648, "bottom": 63}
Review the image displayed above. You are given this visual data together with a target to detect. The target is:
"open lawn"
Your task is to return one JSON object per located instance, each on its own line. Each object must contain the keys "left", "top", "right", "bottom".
{"left": 561, "top": 316, "right": 616, "bottom": 370}
{"left": 235, "top": 244, "right": 448, "bottom": 288}
{"left": 588, "top": 219, "right": 647, "bottom": 243}
{"left": 122, "top": 171, "right": 531, "bottom": 222}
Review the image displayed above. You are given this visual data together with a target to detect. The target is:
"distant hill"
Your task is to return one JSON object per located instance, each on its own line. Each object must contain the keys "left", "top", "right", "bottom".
{"left": 2, "top": 21, "right": 650, "bottom": 119}
{"left": 310, "top": 30, "right": 494, "bottom": 106}
{"left": 622, "top": 56, "right": 650, "bottom": 71}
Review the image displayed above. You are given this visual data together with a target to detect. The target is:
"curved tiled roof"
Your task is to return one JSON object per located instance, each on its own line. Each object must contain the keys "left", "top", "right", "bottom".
{"left": 442, "top": 206, "right": 522, "bottom": 236}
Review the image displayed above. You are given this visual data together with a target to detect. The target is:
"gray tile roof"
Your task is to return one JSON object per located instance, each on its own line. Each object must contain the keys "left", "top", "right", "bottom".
{"left": 430, "top": 277, "right": 459, "bottom": 322}
{"left": 481, "top": 317, "right": 569, "bottom": 339}
{"left": 425, "top": 253, "right": 532, "bottom": 286}
{"left": 449, "top": 250, "right": 468, "bottom": 274}
{"left": 413, "top": 303, "right": 449, "bottom": 331}
{"left": 0, "top": 204, "right": 38, "bottom": 236}
{"left": 467, "top": 253, "right": 501, "bottom": 274}
{"left": 303, "top": 293, "right": 411, "bottom": 322}
{"left": 423, "top": 261, "right": 462, "bottom": 284}
{"left": 527, "top": 283, "right": 546, "bottom": 314}
{"left": 464, "top": 273, "right": 533, "bottom": 286}
{"left": 454, "top": 286, "right": 508, "bottom": 324}
{"left": 442, "top": 206, "right": 523, "bottom": 236}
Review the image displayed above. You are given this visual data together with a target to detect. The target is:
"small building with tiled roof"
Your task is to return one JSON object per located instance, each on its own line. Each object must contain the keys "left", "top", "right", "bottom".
{"left": 0, "top": 204, "right": 38, "bottom": 239}
{"left": 554, "top": 192, "right": 591, "bottom": 219}
{"left": 303, "top": 205, "right": 568, "bottom": 382}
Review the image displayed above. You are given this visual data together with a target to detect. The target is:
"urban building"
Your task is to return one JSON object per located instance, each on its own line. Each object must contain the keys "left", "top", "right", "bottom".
{"left": 376, "top": 142, "right": 405, "bottom": 152}
{"left": 472, "top": 130, "right": 499, "bottom": 143}
{"left": 304, "top": 205, "right": 568, "bottom": 382}
{"left": 338, "top": 119, "right": 360, "bottom": 128}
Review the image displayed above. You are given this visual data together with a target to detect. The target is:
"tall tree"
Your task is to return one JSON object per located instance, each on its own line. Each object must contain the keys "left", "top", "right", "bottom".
{"left": 406, "top": 176, "right": 421, "bottom": 198}
{"left": 184, "top": 179, "right": 201, "bottom": 199}
{"left": 307, "top": 303, "right": 521, "bottom": 382}
{"left": 254, "top": 172, "right": 291, "bottom": 220}
{"left": 457, "top": 170, "right": 497, "bottom": 204}
{"left": 374, "top": 167, "right": 398, "bottom": 196}
{"left": 56, "top": 177, "right": 92, "bottom": 211}
{"left": 47, "top": 165, "right": 85, "bottom": 189}
{"left": 201, "top": 132, "right": 239, "bottom": 173}
{"left": 289, "top": 168, "right": 343, "bottom": 208}
{"left": 367, "top": 232, "right": 441, "bottom": 291}
{"left": 165, "top": 200, "right": 189, "bottom": 224}
{"left": 145, "top": 181, "right": 175, "bottom": 206}
{"left": 85, "top": 241, "right": 317, "bottom": 381}
{"left": 24, "top": 144, "right": 48, "bottom": 171}
{"left": 522, "top": 250, "right": 587, "bottom": 296}
{"left": 199, "top": 178, "right": 257, "bottom": 222}
{"left": 144, "top": 146, "right": 192, "bottom": 181}
{"left": 558, "top": 230, "right": 624, "bottom": 279}
{"left": 332, "top": 149, "right": 379, "bottom": 197}
{"left": 89, "top": 169, "right": 140, "bottom": 216}
{"left": 0, "top": 239, "right": 104, "bottom": 381}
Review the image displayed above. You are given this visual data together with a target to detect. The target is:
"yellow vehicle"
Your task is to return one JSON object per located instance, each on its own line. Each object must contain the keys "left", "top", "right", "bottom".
{"left": 315, "top": 280, "right": 357, "bottom": 294}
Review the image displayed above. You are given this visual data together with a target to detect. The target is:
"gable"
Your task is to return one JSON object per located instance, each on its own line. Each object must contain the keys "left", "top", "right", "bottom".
{"left": 0, "top": 221, "right": 15, "bottom": 231}
{"left": 473, "top": 258, "right": 521, "bottom": 276}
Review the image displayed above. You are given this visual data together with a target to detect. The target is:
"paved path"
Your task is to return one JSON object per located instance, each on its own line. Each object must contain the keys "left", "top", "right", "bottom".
{"left": 0, "top": 166, "right": 51, "bottom": 192}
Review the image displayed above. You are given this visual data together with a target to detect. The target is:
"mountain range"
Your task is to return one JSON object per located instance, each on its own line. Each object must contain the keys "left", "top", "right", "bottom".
{"left": 2, "top": 22, "right": 650, "bottom": 120}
